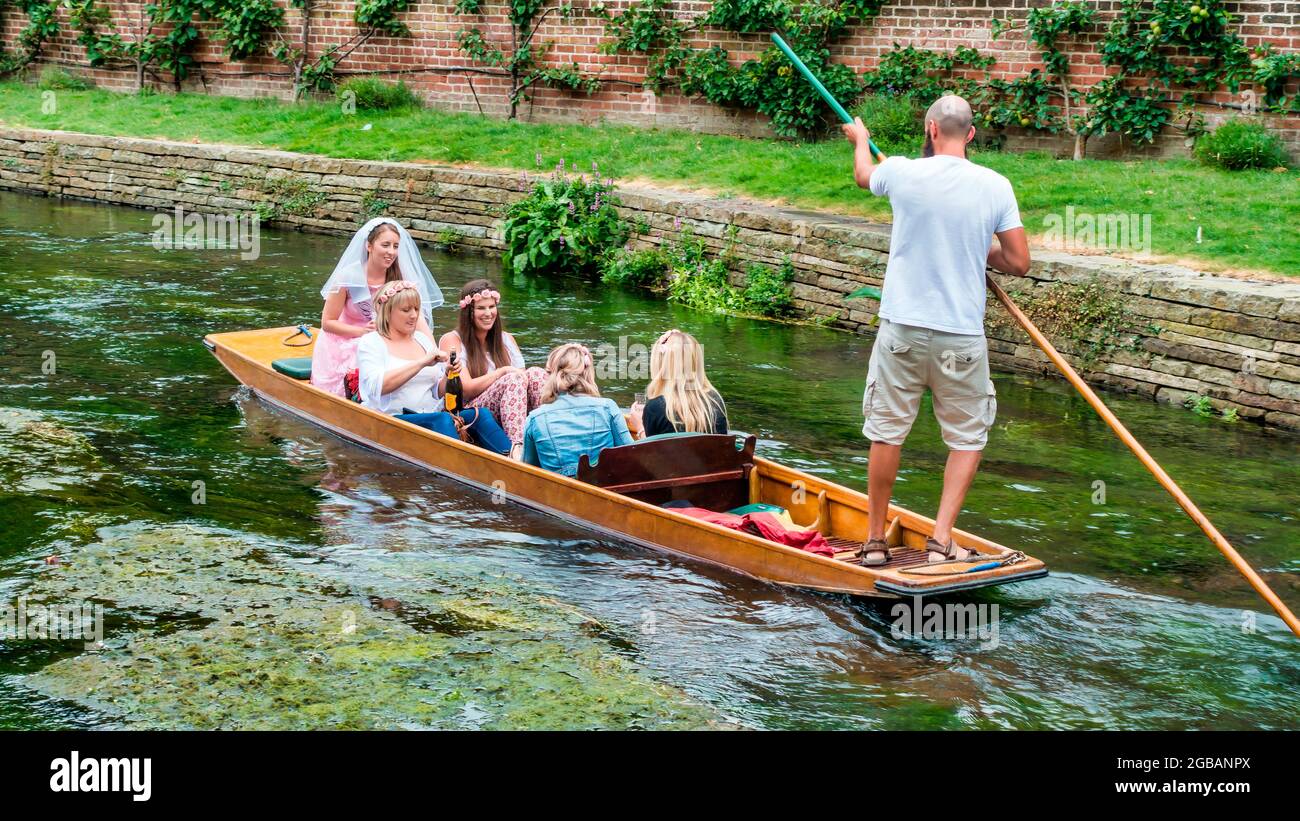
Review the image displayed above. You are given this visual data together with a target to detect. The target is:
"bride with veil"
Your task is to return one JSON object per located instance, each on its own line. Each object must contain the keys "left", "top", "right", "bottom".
{"left": 310, "top": 218, "right": 443, "bottom": 396}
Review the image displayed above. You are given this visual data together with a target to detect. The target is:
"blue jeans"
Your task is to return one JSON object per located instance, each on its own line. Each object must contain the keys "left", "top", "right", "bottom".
{"left": 397, "top": 409, "right": 511, "bottom": 454}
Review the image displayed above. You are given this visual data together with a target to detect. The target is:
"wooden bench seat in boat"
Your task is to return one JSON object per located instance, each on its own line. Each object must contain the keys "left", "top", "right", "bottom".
{"left": 577, "top": 433, "right": 757, "bottom": 511}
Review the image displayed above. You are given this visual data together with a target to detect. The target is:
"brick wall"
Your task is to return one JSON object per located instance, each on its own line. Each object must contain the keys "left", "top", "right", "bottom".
{"left": 4, "top": 1, "right": 1299, "bottom": 157}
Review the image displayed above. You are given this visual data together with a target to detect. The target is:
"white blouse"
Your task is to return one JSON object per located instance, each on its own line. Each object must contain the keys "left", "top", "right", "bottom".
{"left": 356, "top": 331, "right": 447, "bottom": 415}
{"left": 447, "top": 329, "right": 525, "bottom": 371}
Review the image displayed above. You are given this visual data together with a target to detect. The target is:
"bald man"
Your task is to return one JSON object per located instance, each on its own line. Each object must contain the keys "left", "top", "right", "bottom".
{"left": 842, "top": 94, "right": 1030, "bottom": 567}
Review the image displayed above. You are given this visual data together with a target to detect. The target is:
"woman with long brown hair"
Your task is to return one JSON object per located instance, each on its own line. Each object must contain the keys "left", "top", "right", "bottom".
{"left": 437, "top": 278, "right": 546, "bottom": 459}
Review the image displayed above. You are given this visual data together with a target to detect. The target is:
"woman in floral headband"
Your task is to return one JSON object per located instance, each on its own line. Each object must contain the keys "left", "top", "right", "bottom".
{"left": 355, "top": 280, "right": 510, "bottom": 453}
{"left": 522, "top": 343, "right": 634, "bottom": 476}
{"left": 437, "top": 278, "right": 547, "bottom": 460}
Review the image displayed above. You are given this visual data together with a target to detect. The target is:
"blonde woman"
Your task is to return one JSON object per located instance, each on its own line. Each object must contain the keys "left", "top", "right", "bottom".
{"left": 522, "top": 344, "right": 634, "bottom": 476}
{"left": 628, "top": 329, "right": 729, "bottom": 439}
{"left": 355, "top": 281, "right": 510, "bottom": 453}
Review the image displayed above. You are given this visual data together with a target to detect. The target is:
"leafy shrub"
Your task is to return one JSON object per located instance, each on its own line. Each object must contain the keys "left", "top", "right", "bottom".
{"left": 1195, "top": 119, "right": 1290, "bottom": 170}
{"left": 609, "top": 231, "right": 796, "bottom": 319}
{"left": 601, "top": 246, "right": 670, "bottom": 287}
{"left": 663, "top": 232, "right": 744, "bottom": 313}
{"left": 742, "top": 258, "right": 797, "bottom": 317}
{"left": 336, "top": 77, "right": 422, "bottom": 110}
{"left": 502, "top": 171, "right": 628, "bottom": 278}
{"left": 37, "top": 66, "right": 94, "bottom": 91}
{"left": 849, "top": 94, "right": 922, "bottom": 154}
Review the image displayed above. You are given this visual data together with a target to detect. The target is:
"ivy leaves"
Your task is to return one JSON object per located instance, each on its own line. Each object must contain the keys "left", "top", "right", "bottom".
{"left": 600, "top": 0, "right": 888, "bottom": 138}
{"left": 217, "top": 0, "right": 285, "bottom": 61}
{"left": 355, "top": 0, "right": 414, "bottom": 37}
{"left": 1023, "top": 0, "right": 1096, "bottom": 80}
{"left": 1080, "top": 77, "right": 1171, "bottom": 144}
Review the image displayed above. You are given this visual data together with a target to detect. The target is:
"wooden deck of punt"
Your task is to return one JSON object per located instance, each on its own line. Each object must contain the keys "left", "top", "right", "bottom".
{"left": 204, "top": 327, "right": 1047, "bottom": 598}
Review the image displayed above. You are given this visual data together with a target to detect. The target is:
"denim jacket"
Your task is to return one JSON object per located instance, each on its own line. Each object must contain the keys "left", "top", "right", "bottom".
{"left": 523, "top": 393, "right": 635, "bottom": 477}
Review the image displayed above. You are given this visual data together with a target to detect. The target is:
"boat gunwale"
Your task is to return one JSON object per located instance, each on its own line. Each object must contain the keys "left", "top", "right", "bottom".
{"left": 204, "top": 326, "right": 1043, "bottom": 596}
{"left": 204, "top": 329, "right": 893, "bottom": 582}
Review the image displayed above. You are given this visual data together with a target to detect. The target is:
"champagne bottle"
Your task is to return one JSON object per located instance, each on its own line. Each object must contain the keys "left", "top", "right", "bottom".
{"left": 444, "top": 351, "right": 463, "bottom": 414}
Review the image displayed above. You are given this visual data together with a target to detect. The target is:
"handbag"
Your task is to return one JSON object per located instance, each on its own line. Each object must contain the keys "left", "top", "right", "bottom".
{"left": 452, "top": 407, "right": 480, "bottom": 444}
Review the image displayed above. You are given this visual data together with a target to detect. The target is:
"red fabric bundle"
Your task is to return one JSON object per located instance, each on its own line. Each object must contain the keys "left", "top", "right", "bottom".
{"left": 343, "top": 368, "right": 362, "bottom": 403}
{"left": 668, "top": 507, "right": 834, "bottom": 557}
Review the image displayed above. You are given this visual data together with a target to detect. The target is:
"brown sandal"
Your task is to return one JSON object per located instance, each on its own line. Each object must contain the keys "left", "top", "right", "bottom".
{"left": 860, "top": 538, "right": 889, "bottom": 567}
{"left": 925, "top": 536, "right": 975, "bottom": 563}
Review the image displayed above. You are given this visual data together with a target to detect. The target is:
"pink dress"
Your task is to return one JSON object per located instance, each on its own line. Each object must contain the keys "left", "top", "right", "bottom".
{"left": 311, "top": 284, "right": 379, "bottom": 396}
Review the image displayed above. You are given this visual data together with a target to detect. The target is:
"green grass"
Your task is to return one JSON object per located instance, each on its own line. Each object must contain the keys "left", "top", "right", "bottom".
{"left": 1, "top": 81, "right": 1297, "bottom": 276}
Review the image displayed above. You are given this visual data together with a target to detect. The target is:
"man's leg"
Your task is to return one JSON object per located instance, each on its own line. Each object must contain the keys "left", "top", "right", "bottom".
{"left": 932, "top": 449, "right": 982, "bottom": 556}
{"left": 927, "top": 329, "right": 995, "bottom": 562}
{"left": 861, "top": 321, "right": 927, "bottom": 566}
{"left": 867, "top": 441, "right": 902, "bottom": 541}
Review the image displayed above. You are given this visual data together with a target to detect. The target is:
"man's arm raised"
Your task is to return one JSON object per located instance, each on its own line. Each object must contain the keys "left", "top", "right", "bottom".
{"left": 842, "top": 117, "right": 877, "bottom": 190}
{"left": 988, "top": 227, "right": 1030, "bottom": 277}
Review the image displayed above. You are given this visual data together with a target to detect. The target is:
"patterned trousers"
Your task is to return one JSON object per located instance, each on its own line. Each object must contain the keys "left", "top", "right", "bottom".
{"left": 467, "top": 367, "right": 548, "bottom": 445}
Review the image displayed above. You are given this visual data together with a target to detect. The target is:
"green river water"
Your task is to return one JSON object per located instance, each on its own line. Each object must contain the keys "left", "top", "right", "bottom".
{"left": 0, "top": 189, "right": 1296, "bottom": 730}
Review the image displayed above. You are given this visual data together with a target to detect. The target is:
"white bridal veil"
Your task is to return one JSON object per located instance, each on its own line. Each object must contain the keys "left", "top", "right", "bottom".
{"left": 320, "top": 217, "right": 443, "bottom": 326}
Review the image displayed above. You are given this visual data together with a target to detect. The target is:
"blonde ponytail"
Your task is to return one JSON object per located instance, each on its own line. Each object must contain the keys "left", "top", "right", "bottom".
{"left": 540, "top": 344, "right": 600, "bottom": 405}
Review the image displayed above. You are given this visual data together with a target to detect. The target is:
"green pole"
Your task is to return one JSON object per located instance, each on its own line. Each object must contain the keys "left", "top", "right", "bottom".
{"left": 770, "top": 32, "right": 884, "bottom": 161}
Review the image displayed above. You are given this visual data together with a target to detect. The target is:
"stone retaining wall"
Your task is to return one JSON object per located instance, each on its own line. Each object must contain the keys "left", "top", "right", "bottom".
{"left": 2, "top": 126, "right": 1299, "bottom": 430}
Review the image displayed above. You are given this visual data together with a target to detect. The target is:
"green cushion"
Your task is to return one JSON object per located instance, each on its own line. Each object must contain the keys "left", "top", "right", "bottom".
{"left": 727, "top": 502, "right": 786, "bottom": 516}
{"left": 272, "top": 357, "right": 313, "bottom": 380}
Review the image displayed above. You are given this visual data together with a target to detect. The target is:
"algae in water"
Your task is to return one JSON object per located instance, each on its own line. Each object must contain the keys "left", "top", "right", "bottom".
{"left": 23, "top": 522, "right": 720, "bottom": 729}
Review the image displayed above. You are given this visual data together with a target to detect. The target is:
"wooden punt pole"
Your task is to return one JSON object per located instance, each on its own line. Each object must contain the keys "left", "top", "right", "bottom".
{"left": 987, "top": 273, "right": 1300, "bottom": 639}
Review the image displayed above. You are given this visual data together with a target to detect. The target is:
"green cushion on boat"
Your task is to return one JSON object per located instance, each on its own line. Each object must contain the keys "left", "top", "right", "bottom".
{"left": 272, "top": 357, "right": 313, "bottom": 380}
{"left": 727, "top": 502, "right": 786, "bottom": 516}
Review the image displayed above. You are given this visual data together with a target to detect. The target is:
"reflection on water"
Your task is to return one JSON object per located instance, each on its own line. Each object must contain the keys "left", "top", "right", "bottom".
{"left": 0, "top": 189, "right": 1297, "bottom": 729}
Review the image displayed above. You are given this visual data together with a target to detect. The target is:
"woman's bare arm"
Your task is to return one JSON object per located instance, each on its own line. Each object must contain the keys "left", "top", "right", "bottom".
{"left": 320, "top": 290, "right": 370, "bottom": 337}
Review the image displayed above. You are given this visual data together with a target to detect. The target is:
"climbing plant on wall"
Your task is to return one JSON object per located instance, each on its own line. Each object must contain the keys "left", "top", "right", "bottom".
{"left": 3, "top": 0, "right": 1295, "bottom": 146}
{"left": 595, "top": 0, "right": 886, "bottom": 137}
{"left": 0, "top": 0, "right": 417, "bottom": 94}
{"left": 0, "top": 0, "right": 61, "bottom": 76}
{"left": 452, "top": 0, "right": 601, "bottom": 119}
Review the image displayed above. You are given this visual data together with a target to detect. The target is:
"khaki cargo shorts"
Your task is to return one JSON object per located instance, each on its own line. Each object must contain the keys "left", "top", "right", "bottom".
{"left": 862, "top": 319, "right": 997, "bottom": 451}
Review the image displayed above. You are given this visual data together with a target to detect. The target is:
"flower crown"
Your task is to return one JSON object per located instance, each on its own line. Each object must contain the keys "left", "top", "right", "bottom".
{"left": 376, "top": 280, "right": 419, "bottom": 304}
{"left": 458, "top": 289, "right": 501, "bottom": 309}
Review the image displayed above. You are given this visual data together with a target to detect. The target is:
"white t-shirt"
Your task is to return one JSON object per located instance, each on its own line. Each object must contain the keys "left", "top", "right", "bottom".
{"left": 356, "top": 331, "right": 447, "bottom": 415}
{"left": 446, "top": 329, "right": 525, "bottom": 371}
{"left": 869, "top": 155, "right": 1022, "bottom": 335}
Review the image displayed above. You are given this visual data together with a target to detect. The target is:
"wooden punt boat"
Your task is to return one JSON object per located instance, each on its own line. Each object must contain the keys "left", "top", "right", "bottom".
{"left": 204, "top": 327, "right": 1047, "bottom": 598}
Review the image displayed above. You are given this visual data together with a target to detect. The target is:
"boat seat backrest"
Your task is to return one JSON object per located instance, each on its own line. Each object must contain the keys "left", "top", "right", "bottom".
{"left": 577, "top": 434, "right": 757, "bottom": 511}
